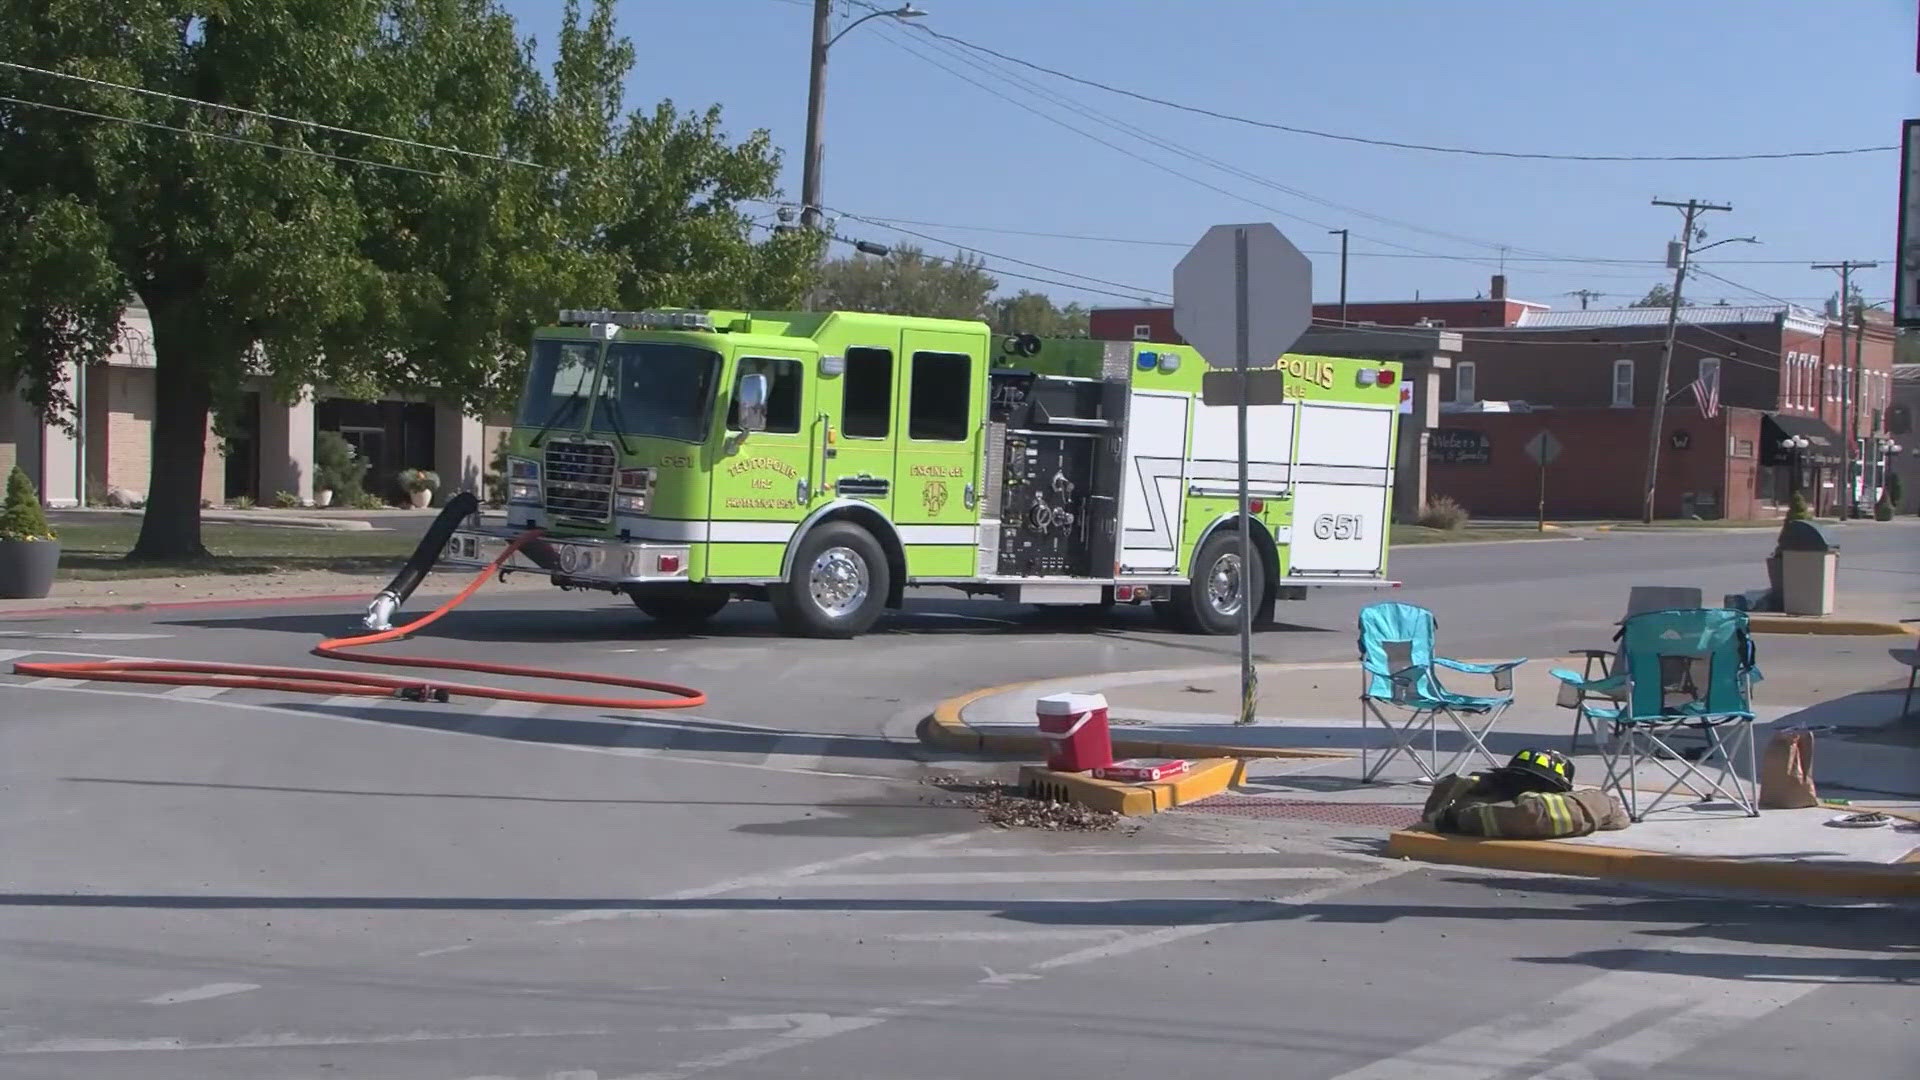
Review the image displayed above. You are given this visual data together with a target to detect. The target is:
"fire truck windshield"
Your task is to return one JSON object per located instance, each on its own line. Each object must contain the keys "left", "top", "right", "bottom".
{"left": 520, "top": 337, "right": 722, "bottom": 445}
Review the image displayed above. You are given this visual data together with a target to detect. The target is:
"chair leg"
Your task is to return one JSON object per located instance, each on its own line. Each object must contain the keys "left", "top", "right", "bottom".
{"left": 1905, "top": 666, "right": 1916, "bottom": 720}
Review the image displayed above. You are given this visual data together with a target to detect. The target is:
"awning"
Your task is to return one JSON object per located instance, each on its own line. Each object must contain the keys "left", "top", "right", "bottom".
{"left": 1760, "top": 413, "right": 1844, "bottom": 465}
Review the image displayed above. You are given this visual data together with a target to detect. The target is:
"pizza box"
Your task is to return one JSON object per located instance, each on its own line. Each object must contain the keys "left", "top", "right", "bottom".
{"left": 1092, "top": 758, "right": 1191, "bottom": 783}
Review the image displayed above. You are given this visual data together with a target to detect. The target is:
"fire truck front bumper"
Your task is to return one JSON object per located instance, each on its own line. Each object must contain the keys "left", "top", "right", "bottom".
{"left": 441, "top": 525, "right": 693, "bottom": 585}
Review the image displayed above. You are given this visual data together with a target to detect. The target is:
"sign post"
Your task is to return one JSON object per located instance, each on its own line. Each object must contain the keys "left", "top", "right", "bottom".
{"left": 1524, "top": 430, "right": 1562, "bottom": 533}
{"left": 1174, "top": 223, "right": 1312, "bottom": 726}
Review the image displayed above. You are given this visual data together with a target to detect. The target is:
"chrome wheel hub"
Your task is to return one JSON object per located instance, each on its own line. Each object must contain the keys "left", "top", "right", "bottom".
{"left": 808, "top": 547, "right": 870, "bottom": 617}
{"left": 1206, "top": 552, "right": 1244, "bottom": 615}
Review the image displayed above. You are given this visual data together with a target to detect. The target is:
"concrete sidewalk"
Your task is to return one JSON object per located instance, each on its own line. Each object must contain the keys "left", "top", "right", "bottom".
{"left": 931, "top": 647, "right": 1920, "bottom": 899}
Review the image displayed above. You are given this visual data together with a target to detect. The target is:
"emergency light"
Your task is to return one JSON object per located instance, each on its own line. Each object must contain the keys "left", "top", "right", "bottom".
{"left": 557, "top": 309, "right": 714, "bottom": 331}
{"left": 1356, "top": 367, "right": 1398, "bottom": 387}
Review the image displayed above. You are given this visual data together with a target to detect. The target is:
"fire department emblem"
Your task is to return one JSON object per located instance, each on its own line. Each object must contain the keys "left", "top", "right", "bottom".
{"left": 922, "top": 480, "right": 949, "bottom": 516}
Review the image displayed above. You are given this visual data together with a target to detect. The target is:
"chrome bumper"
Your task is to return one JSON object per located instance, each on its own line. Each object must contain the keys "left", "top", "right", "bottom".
{"left": 442, "top": 526, "right": 692, "bottom": 585}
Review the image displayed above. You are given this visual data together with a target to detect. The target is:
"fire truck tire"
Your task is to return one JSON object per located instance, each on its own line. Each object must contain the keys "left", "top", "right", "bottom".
{"left": 631, "top": 587, "right": 732, "bottom": 628}
{"left": 1172, "top": 532, "right": 1265, "bottom": 636}
{"left": 770, "top": 521, "right": 890, "bottom": 638}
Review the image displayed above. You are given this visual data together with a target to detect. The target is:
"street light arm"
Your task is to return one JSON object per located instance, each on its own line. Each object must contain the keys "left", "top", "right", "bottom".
{"left": 826, "top": 5, "right": 925, "bottom": 48}
{"left": 1691, "top": 236, "right": 1759, "bottom": 254}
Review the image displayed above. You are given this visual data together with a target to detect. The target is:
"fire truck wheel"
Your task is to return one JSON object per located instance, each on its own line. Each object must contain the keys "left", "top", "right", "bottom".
{"left": 771, "top": 521, "right": 890, "bottom": 638}
{"left": 630, "top": 587, "right": 732, "bottom": 628}
{"left": 1173, "top": 532, "right": 1265, "bottom": 636}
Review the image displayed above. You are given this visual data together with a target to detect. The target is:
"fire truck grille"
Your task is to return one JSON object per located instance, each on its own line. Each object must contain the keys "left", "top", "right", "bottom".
{"left": 543, "top": 438, "right": 616, "bottom": 522}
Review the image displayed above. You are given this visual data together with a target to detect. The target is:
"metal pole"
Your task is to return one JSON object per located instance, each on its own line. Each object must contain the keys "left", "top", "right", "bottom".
{"left": 1813, "top": 261, "right": 1877, "bottom": 516}
{"left": 1329, "top": 228, "right": 1349, "bottom": 326}
{"left": 1234, "top": 227, "right": 1257, "bottom": 726}
{"left": 799, "top": 0, "right": 830, "bottom": 233}
{"left": 1537, "top": 453, "right": 1547, "bottom": 532}
{"left": 1855, "top": 306, "right": 1870, "bottom": 506}
{"left": 1642, "top": 197, "right": 1730, "bottom": 523}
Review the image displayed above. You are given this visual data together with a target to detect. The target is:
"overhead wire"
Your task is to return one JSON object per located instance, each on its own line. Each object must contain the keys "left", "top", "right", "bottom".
{"left": 0, "top": 59, "right": 547, "bottom": 169}
{"left": 875, "top": 8, "right": 1896, "bottom": 163}
{"left": 750, "top": 221, "right": 1164, "bottom": 301}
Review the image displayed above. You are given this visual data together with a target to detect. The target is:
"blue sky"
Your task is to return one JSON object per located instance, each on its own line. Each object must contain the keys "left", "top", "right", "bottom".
{"left": 501, "top": 0, "right": 1911, "bottom": 314}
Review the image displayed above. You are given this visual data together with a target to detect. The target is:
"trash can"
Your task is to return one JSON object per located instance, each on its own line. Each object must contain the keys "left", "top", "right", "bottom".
{"left": 1035, "top": 692, "right": 1114, "bottom": 773}
{"left": 1774, "top": 519, "right": 1839, "bottom": 617}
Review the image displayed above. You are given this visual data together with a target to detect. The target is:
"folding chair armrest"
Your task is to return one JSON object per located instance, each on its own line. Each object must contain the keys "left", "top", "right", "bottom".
{"left": 1570, "top": 649, "right": 1614, "bottom": 660}
{"left": 1436, "top": 656, "right": 1526, "bottom": 692}
{"left": 1550, "top": 667, "right": 1624, "bottom": 709}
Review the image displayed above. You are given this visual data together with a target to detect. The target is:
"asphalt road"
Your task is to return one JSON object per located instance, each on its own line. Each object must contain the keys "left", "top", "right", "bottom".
{"left": 2, "top": 526, "right": 1915, "bottom": 1079}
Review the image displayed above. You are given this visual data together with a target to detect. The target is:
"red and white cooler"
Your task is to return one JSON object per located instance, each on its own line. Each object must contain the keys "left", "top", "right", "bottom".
{"left": 1035, "top": 692, "right": 1113, "bottom": 773}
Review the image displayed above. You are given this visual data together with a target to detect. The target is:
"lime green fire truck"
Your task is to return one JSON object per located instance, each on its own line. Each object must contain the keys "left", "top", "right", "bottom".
{"left": 439, "top": 307, "right": 1403, "bottom": 638}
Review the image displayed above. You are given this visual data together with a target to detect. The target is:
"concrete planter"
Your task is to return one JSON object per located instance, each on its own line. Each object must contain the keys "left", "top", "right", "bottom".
{"left": 408, "top": 489, "right": 433, "bottom": 509}
{"left": 315, "top": 489, "right": 335, "bottom": 508}
{"left": 0, "top": 539, "right": 60, "bottom": 599}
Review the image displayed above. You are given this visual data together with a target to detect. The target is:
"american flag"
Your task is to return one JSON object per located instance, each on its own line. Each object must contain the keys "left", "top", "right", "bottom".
{"left": 1688, "top": 368, "right": 1720, "bottom": 419}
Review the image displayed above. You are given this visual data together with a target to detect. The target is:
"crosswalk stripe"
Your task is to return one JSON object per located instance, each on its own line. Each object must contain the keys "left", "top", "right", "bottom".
{"left": 776, "top": 867, "right": 1348, "bottom": 887}
{"left": 1520, "top": 977, "right": 1826, "bottom": 1078}
{"left": 757, "top": 734, "right": 831, "bottom": 773}
{"left": 163, "top": 685, "right": 230, "bottom": 700}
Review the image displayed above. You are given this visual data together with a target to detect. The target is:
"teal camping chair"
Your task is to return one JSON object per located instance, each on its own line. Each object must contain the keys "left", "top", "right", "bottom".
{"left": 1550, "top": 607, "right": 1762, "bottom": 821}
{"left": 1357, "top": 602, "right": 1527, "bottom": 783}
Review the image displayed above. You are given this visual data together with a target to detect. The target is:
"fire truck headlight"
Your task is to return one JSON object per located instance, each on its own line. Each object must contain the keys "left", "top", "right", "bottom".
{"left": 615, "top": 493, "right": 648, "bottom": 513}
{"left": 507, "top": 456, "right": 541, "bottom": 505}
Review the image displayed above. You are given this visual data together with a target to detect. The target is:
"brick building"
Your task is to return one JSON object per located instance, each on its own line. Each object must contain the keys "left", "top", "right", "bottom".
{"left": 1090, "top": 274, "right": 1543, "bottom": 343}
{"left": 1424, "top": 305, "right": 1898, "bottom": 519}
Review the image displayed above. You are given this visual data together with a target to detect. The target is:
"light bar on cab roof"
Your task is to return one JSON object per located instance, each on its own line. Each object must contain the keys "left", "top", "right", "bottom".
{"left": 557, "top": 309, "right": 714, "bottom": 330}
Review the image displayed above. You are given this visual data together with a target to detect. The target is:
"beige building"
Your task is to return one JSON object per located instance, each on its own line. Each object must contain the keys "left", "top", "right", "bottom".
{"left": 1, "top": 302, "right": 500, "bottom": 508}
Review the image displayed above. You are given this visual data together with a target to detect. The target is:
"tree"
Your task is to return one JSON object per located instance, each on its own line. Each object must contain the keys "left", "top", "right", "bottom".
{"left": 815, "top": 244, "right": 997, "bottom": 320}
{"left": 0, "top": 0, "right": 815, "bottom": 559}
{"left": 1630, "top": 283, "right": 1678, "bottom": 309}
{"left": 1825, "top": 282, "right": 1869, "bottom": 322}
{"left": 990, "top": 291, "right": 1089, "bottom": 337}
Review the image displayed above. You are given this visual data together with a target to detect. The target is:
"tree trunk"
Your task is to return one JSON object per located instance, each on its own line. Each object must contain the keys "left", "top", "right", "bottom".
{"left": 127, "top": 302, "right": 227, "bottom": 562}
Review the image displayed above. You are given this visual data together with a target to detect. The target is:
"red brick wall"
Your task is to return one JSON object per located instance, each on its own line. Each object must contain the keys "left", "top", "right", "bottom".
{"left": 1087, "top": 297, "right": 1535, "bottom": 345}
{"left": 1426, "top": 407, "right": 1766, "bottom": 520}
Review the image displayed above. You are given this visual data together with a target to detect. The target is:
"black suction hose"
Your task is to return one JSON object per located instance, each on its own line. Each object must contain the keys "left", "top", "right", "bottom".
{"left": 360, "top": 492, "right": 480, "bottom": 631}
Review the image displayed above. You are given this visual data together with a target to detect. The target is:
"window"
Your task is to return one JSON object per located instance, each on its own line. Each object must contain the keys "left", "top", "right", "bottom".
{"left": 1133, "top": 324, "right": 1152, "bottom": 341}
{"left": 1453, "top": 361, "right": 1477, "bottom": 404}
{"left": 908, "top": 351, "right": 973, "bottom": 441}
{"left": 1611, "top": 359, "right": 1634, "bottom": 407}
{"left": 728, "top": 356, "right": 803, "bottom": 434}
{"left": 1697, "top": 357, "right": 1720, "bottom": 395}
{"left": 840, "top": 347, "right": 893, "bottom": 439}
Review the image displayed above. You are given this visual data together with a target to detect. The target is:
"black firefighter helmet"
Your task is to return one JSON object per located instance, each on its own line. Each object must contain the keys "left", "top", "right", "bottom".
{"left": 1499, "top": 748, "right": 1575, "bottom": 793}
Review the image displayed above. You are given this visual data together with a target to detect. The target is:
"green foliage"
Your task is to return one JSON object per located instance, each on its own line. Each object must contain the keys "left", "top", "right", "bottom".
{"left": 1787, "top": 491, "right": 1811, "bottom": 521}
{"left": 230, "top": 495, "right": 255, "bottom": 510}
{"left": 313, "top": 430, "right": 368, "bottom": 499}
{"left": 0, "top": 0, "right": 816, "bottom": 558}
{"left": 0, "top": 466, "right": 56, "bottom": 542}
{"left": 349, "top": 491, "right": 387, "bottom": 510}
{"left": 1417, "top": 495, "right": 1470, "bottom": 530}
{"left": 1630, "top": 283, "right": 1677, "bottom": 309}
{"left": 272, "top": 490, "right": 301, "bottom": 509}
{"left": 991, "top": 291, "right": 1090, "bottom": 337}
{"left": 816, "top": 245, "right": 999, "bottom": 320}
{"left": 1874, "top": 496, "right": 1894, "bottom": 521}
{"left": 486, "top": 434, "right": 512, "bottom": 507}
{"left": 398, "top": 468, "right": 440, "bottom": 494}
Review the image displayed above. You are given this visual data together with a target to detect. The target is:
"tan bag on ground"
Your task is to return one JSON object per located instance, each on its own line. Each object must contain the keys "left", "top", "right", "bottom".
{"left": 1759, "top": 728, "right": 1818, "bottom": 809}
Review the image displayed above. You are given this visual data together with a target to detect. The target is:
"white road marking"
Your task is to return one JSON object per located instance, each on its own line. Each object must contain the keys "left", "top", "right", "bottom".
{"left": 461, "top": 698, "right": 536, "bottom": 738}
{"left": 162, "top": 684, "right": 229, "bottom": 699}
{"left": 894, "top": 844, "right": 1279, "bottom": 858}
{"left": 416, "top": 944, "right": 474, "bottom": 957}
{"left": 1325, "top": 940, "right": 1858, "bottom": 1080}
{"left": 0, "top": 648, "right": 32, "bottom": 663}
{"left": 788, "top": 867, "right": 1348, "bottom": 887}
{"left": 140, "top": 983, "right": 259, "bottom": 1006}
{"left": 0, "top": 631, "right": 174, "bottom": 641}
{"left": 607, "top": 864, "right": 1415, "bottom": 1080}
{"left": 0, "top": 1027, "right": 610, "bottom": 1055}
{"left": 757, "top": 734, "right": 831, "bottom": 773}
{"left": 541, "top": 832, "right": 977, "bottom": 925}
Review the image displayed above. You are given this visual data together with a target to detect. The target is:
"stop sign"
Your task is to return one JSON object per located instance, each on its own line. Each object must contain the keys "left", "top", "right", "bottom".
{"left": 1173, "top": 223, "right": 1313, "bottom": 370}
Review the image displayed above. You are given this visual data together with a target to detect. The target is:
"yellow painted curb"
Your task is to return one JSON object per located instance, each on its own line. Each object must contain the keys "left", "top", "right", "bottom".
{"left": 1386, "top": 828, "right": 1920, "bottom": 900}
{"left": 1018, "top": 757, "right": 1245, "bottom": 816}
{"left": 1747, "top": 615, "right": 1918, "bottom": 637}
{"left": 923, "top": 676, "right": 1350, "bottom": 761}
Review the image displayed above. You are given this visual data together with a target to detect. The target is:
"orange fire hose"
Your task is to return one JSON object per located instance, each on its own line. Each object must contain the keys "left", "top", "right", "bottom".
{"left": 11, "top": 530, "right": 708, "bottom": 711}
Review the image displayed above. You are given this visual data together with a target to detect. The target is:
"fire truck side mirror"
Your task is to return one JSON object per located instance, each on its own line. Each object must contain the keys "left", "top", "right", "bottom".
{"left": 735, "top": 373, "right": 770, "bottom": 434}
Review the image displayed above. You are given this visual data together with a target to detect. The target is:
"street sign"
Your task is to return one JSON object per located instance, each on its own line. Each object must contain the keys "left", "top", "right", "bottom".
{"left": 1898, "top": 119, "right": 1920, "bottom": 328}
{"left": 1524, "top": 430, "right": 1562, "bottom": 466}
{"left": 1173, "top": 223, "right": 1313, "bottom": 370}
{"left": 1201, "top": 368, "right": 1289, "bottom": 407}
{"left": 1172, "top": 223, "right": 1312, "bottom": 729}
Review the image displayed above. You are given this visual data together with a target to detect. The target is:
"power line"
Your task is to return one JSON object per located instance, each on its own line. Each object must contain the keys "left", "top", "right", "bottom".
{"left": 0, "top": 94, "right": 455, "bottom": 179}
{"left": 875, "top": 11, "right": 1895, "bottom": 163}
{"left": 755, "top": 221, "right": 1164, "bottom": 301}
{"left": 0, "top": 59, "right": 545, "bottom": 169}
{"left": 827, "top": 208, "right": 1171, "bottom": 299}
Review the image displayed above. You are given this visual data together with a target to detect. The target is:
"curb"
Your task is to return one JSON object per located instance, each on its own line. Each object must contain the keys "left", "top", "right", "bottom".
{"left": 1747, "top": 615, "right": 1918, "bottom": 637}
{"left": 0, "top": 591, "right": 380, "bottom": 620}
{"left": 1385, "top": 828, "right": 1920, "bottom": 901}
{"left": 1019, "top": 758, "right": 1244, "bottom": 816}
{"left": 922, "top": 674, "right": 1351, "bottom": 762}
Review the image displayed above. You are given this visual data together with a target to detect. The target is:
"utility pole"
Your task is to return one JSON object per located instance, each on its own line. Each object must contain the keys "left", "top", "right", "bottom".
{"left": 1641, "top": 197, "right": 1731, "bottom": 523}
{"left": 800, "top": 0, "right": 831, "bottom": 232}
{"left": 1568, "top": 289, "right": 1603, "bottom": 311}
{"left": 1328, "top": 228, "right": 1349, "bottom": 325}
{"left": 1811, "top": 260, "right": 1877, "bottom": 517}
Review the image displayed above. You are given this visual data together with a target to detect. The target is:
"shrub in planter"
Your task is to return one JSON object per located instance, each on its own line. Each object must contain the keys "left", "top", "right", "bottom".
{"left": 0, "top": 466, "right": 60, "bottom": 599}
{"left": 1787, "top": 492, "right": 1811, "bottom": 521}
{"left": 1875, "top": 497, "right": 1894, "bottom": 521}
{"left": 398, "top": 468, "right": 441, "bottom": 508}
{"left": 1416, "top": 495, "right": 1470, "bottom": 531}
{"left": 313, "top": 430, "right": 368, "bottom": 508}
